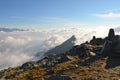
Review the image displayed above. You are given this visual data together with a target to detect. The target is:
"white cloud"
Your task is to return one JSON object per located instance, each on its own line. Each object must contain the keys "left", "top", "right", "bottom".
{"left": 93, "top": 12, "right": 120, "bottom": 19}
{"left": 4, "top": 36, "right": 32, "bottom": 47}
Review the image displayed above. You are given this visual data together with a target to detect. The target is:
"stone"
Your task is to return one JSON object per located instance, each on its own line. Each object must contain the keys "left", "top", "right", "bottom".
{"left": 93, "top": 36, "right": 96, "bottom": 40}
{"left": 108, "top": 28, "right": 115, "bottom": 40}
{"left": 86, "top": 50, "right": 96, "bottom": 57}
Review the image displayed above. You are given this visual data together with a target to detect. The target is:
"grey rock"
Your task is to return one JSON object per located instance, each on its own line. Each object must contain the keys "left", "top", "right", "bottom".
{"left": 101, "top": 28, "right": 120, "bottom": 56}
{"left": 90, "top": 36, "right": 104, "bottom": 45}
{"left": 108, "top": 28, "right": 115, "bottom": 40}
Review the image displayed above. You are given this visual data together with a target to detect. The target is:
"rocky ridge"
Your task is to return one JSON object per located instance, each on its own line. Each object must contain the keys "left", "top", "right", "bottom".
{"left": 0, "top": 28, "right": 120, "bottom": 80}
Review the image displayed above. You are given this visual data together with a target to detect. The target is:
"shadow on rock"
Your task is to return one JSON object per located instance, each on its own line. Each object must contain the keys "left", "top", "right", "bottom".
{"left": 102, "top": 28, "right": 120, "bottom": 69}
{"left": 44, "top": 35, "right": 76, "bottom": 56}
{"left": 82, "top": 54, "right": 120, "bottom": 69}
{"left": 105, "top": 56, "right": 120, "bottom": 69}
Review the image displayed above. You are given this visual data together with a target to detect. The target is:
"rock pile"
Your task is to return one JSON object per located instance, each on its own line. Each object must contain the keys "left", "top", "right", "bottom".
{"left": 90, "top": 36, "right": 104, "bottom": 45}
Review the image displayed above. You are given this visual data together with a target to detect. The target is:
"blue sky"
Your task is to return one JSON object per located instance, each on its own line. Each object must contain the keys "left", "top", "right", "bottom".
{"left": 0, "top": 0, "right": 120, "bottom": 28}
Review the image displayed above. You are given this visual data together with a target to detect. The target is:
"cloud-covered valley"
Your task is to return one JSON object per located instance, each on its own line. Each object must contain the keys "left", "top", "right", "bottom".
{"left": 0, "top": 27, "right": 110, "bottom": 70}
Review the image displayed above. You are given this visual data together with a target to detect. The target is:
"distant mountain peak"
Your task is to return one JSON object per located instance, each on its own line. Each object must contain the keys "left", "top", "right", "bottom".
{"left": 43, "top": 35, "right": 76, "bottom": 56}
{"left": 0, "top": 27, "right": 28, "bottom": 32}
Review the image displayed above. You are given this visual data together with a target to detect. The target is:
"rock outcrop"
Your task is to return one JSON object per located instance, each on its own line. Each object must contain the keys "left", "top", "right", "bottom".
{"left": 108, "top": 28, "right": 115, "bottom": 40}
{"left": 100, "top": 28, "right": 120, "bottom": 57}
{"left": 90, "top": 36, "right": 104, "bottom": 45}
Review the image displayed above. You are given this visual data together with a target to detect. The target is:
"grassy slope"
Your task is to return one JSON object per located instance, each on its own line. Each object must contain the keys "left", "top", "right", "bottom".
{"left": 1, "top": 54, "right": 120, "bottom": 80}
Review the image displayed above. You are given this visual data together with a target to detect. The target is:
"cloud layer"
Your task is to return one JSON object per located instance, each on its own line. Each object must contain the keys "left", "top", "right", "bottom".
{"left": 0, "top": 27, "right": 110, "bottom": 70}
{"left": 93, "top": 12, "right": 120, "bottom": 19}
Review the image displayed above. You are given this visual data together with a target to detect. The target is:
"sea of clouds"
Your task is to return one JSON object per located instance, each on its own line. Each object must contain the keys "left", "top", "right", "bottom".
{"left": 0, "top": 26, "right": 116, "bottom": 70}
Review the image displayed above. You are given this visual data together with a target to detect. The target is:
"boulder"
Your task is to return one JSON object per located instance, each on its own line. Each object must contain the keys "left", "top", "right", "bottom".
{"left": 108, "top": 28, "right": 115, "bottom": 40}
{"left": 86, "top": 50, "right": 96, "bottom": 57}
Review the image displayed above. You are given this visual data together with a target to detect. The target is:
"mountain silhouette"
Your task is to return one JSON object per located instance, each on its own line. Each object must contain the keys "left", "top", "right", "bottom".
{"left": 0, "top": 27, "right": 28, "bottom": 32}
{"left": 44, "top": 35, "right": 76, "bottom": 56}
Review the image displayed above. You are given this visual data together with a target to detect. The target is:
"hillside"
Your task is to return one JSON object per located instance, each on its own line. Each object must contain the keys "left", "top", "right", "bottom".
{"left": 1, "top": 28, "right": 120, "bottom": 80}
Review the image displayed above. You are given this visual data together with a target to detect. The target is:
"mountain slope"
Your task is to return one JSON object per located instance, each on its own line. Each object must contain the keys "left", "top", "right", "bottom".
{"left": 1, "top": 28, "right": 120, "bottom": 80}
